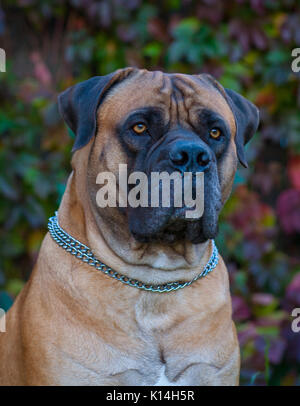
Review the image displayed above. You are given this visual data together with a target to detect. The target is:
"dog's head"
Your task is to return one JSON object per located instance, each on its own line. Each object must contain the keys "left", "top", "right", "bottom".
{"left": 58, "top": 68, "right": 259, "bottom": 245}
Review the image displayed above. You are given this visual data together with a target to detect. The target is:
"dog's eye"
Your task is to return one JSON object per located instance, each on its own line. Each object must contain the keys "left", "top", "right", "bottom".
{"left": 209, "top": 128, "right": 222, "bottom": 139}
{"left": 132, "top": 123, "right": 147, "bottom": 134}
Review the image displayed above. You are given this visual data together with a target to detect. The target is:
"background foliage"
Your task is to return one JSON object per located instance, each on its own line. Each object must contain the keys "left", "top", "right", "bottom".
{"left": 0, "top": 0, "right": 300, "bottom": 386}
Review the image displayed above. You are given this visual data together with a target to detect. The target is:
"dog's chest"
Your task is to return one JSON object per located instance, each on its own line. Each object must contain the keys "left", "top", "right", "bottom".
{"left": 76, "top": 295, "right": 189, "bottom": 385}
{"left": 51, "top": 290, "right": 238, "bottom": 386}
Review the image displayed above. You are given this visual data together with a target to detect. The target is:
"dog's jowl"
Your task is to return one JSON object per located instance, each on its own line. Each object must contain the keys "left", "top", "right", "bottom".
{"left": 0, "top": 68, "right": 259, "bottom": 386}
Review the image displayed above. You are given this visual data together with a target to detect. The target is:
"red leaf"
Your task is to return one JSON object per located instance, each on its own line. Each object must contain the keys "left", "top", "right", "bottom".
{"left": 288, "top": 156, "right": 300, "bottom": 191}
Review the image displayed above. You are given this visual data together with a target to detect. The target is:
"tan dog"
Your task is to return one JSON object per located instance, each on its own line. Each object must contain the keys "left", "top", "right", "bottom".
{"left": 0, "top": 68, "right": 259, "bottom": 385}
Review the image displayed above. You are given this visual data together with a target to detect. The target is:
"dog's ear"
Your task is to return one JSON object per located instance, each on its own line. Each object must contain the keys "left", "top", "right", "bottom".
{"left": 224, "top": 88, "right": 259, "bottom": 168}
{"left": 198, "top": 74, "right": 259, "bottom": 168}
{"left": 58, "top": 67, "right": 136, "bottom": 152}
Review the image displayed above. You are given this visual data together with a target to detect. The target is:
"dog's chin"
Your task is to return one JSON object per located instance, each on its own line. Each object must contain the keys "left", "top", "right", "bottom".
{"left": 130, "top": 215, "right": 218, "bottom": 245}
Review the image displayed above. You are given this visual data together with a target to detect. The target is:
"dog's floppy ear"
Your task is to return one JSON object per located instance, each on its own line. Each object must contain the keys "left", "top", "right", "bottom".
{"left": 58, "top": 68, "right": 136, "bottom": 152}
{"left": 224, "top": 88, "right": 259, "bottom": 168}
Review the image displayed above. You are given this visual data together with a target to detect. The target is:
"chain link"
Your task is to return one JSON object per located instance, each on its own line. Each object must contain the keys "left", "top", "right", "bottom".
{"left": 48, "top": 212, "right": 219, "bottom": 293}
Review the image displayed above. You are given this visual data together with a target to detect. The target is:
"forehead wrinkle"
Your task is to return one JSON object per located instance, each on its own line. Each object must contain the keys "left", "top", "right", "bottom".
{"left": 171, "top": 74, "right": 235, "bottom": 134}
{"left": 155, "top": 73, "right": 177, "bottom": 127}
{"left": 173, "top": 87, "right": 189, "bottom": 127}
{"left": 168, "top": 76, "right": 198, "bottom": 129}
{"left": 172, "top": 74, "right": 220, "bottom": 111}
{"left": 156, "top": 73, "right": 173, "bottom": 114}
{"left": 170, "top": 76, "right": 199, "bottom": 128}
{"left": 159, "top": 74, "right": 171, "bottom": 93}
{"left": 169, "top": 86, "right": 181, "bottom": 126}
{"left": 171, "top": 74, "right": 207, "bottom": 98}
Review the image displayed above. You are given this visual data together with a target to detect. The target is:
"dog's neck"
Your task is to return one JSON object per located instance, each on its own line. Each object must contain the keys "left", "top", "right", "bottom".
{"left": 57, "top": 149, "right": 212, "bottom": 285}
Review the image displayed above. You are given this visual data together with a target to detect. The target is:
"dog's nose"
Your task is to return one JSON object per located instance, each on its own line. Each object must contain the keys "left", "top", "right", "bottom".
{"left": 169, "top": 142, "right": 211, "bottom": 172}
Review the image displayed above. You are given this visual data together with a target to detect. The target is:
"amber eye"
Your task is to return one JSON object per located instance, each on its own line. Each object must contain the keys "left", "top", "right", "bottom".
{"left": 132, "top": 123, "right": 147, "bottom": 134}
{"left": 209, "top": 128, "right": 222, "bottom": 139}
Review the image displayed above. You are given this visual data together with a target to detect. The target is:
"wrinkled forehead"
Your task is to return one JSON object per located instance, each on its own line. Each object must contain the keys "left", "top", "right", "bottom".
{"left": 97, "top": 70, "right": 236, "bottom": 133}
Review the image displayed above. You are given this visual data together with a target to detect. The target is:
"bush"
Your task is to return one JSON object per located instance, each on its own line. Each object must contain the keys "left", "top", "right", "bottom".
{"left": 0, "top": 0, "right": 299, "bottom": 385}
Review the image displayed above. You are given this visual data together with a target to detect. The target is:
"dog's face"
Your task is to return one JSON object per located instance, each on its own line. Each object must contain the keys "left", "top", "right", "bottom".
{"left": 58, "top": 68, "right": 259, "bottom": 245}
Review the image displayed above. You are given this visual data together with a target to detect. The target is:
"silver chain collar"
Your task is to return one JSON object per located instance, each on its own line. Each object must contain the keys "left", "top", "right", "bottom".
{"left": 48, "top": 212, "right": 219, "bottom": 293}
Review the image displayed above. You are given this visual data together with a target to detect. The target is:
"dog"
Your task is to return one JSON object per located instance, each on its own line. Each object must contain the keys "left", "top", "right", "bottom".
{"left": 0, "top": 68, "right": 259, "bottom": 385}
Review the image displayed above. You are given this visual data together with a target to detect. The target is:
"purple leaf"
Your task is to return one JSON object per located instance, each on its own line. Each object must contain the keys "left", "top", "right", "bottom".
{"left": 277, "top": 189, "right": 300, "bottom": 235}
{"left": 232, "top": 296, "right": 251, "bottom": 322}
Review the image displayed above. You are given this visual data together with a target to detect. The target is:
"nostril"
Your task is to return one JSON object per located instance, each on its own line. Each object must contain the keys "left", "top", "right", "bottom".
{"left": 169, "top": 143, "right": 211, "bottom": 170}
{"left": 170, "top": 150, "right": 189, "bottom": 166}
{"left": 197, "top": 151, "right": 210, "bottom": 167}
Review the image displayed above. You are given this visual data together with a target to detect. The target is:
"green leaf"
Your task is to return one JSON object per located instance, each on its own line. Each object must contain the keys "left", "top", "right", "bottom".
{"left": 143, "top": 42, "right": 163, "bottom": 63}
{"left": 6, "top": 279, "right": 24, "bottom": 297}
{"left": 0, "top": 291, "right": 13, "bottom": 312}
